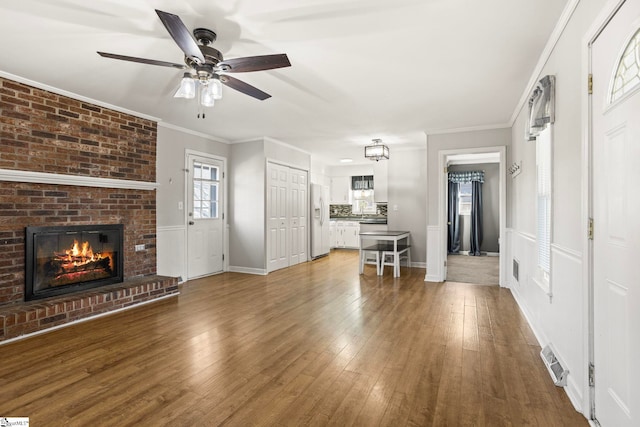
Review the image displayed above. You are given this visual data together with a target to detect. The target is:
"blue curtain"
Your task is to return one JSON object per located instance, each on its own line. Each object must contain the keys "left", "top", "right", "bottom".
{"left": 448, "top": 181, "right": 460, "bottom": 254}
{"left": 470, "top": 180, "right": 483, "bottom": 256}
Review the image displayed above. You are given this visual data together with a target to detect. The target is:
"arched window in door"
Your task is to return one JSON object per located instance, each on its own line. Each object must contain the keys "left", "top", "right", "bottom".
{"left": 610, "top": 27, "right": 640, "bottom": 103}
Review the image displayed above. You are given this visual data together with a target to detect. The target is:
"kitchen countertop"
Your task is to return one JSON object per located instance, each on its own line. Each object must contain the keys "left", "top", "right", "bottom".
{"left": 330, "top": 216, "right": 387, "bottom": 224}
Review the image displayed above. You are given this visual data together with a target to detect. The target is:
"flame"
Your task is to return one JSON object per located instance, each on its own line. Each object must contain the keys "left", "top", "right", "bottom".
{"left": 65, "top": 240, "right": 104, "bottom": 265}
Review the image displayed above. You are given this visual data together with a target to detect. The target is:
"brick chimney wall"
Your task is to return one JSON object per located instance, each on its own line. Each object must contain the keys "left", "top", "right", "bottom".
{"left": 0, "top": 77, "right": 158, "bottom": 306}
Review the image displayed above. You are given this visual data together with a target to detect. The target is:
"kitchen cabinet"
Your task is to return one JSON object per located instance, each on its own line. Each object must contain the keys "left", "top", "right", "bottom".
{"left": 334, "top": 221, "right": 360, "bottom": 249}
{"left": 329, "top": 221, "right": 337, "bottom": 248}
{"left": 330, "top": 176, "right": 350, "bottom": 204}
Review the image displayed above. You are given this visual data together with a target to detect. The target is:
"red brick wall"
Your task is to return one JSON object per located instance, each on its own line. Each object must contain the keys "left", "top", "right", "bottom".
{"left": 0, "top": 77, "right": 157, "bottom": 305}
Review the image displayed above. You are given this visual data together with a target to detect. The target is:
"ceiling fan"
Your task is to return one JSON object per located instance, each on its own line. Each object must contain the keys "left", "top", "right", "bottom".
{"left": 98, "top": 9, "right": 290, "bottom": 111}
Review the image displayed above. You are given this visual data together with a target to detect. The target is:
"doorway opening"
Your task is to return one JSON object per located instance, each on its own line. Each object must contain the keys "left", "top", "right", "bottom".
{"left": 438, "top": 147, "right": 506, "bottom": 286}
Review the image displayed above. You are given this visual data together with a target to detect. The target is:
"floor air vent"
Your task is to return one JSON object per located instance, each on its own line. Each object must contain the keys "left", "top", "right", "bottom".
{"left": 540, "top": 344, "right": 568, "bottom": 387}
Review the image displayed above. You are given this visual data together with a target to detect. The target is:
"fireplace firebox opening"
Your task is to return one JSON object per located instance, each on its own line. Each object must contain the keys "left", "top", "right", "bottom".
{"left": 25, "top": 224, "right": 124, "bottom": 301}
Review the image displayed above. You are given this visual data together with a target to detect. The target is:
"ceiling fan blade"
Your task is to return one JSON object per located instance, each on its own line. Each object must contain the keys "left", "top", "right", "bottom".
{"left": 218, "top": 54, "right": 291, "bottom": 73}
{"left": 155, "top": 9, "right": 205, "bottom": 65}
{"left": 220, "top": 75, "right": 271, "bottom": 100}
{"left": 97, "top": 51, "right": 187, "bottom": 69}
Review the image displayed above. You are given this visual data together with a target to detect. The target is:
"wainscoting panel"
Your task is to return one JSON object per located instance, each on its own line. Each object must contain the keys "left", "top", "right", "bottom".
{"left": 426, "top": 226, "right": 442, "bottom": 282}
{"left": 157, "top": 226, "right": 186, "bottom": 282}
{"left": 506, "top": 228, "right": 586, "bottom": 413}
{"left": 550, "top": 243, "right": 585, "bottom": 411}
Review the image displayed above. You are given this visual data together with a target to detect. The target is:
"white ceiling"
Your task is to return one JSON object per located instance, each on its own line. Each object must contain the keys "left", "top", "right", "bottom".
{"left": 0, "top": 0, "right": 568, "bottom": 165}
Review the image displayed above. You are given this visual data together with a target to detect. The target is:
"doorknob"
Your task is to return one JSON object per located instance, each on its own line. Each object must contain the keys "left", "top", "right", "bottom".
{"left": 189, "top": 221, "right": 195, "bottom": 225}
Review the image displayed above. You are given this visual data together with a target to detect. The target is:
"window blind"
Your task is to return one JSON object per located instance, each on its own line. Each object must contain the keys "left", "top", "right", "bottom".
{"left": 536, "top": 127, "right": 551, "bottom": 273}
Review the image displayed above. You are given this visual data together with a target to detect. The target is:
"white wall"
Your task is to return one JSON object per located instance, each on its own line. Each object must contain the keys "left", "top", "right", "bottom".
{"left": 156, "top": 124, "right": 230, "bottom": 281}
{"left": 229, "top": 139, "right": 266, "bottom": 272}
{"left": 505, "top": 0, "right": 608, "bottom": 415}
{"left": 387, "top": 147, "right": 427, "bottom": 265}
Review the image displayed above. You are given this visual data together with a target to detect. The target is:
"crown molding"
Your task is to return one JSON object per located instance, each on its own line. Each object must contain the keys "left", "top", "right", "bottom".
{"left": 509, "top": 0, "right": 581, "bottom": 125}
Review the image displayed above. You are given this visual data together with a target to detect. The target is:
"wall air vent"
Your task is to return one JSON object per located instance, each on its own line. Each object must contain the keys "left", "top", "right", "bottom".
{"left": 513, "top": 258, "right": 519, "bottom": 282}
{"left": 540, "top": 344, "right": 569, "bottom": 387}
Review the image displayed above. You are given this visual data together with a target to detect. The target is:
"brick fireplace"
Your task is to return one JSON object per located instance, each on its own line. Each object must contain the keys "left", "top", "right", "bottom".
{"left": 0, "top": 77, "right": 179, "bottom": 342}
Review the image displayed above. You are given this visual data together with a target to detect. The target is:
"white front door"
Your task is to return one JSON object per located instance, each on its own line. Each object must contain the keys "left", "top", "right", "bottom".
{"left": 267, "top": 162, "right": 289, "bottom": 272}
{"left": 187, "top": 153, "right": 224, "bottom": 279}
{"left": 592, "top": 1, "right": 640, "bottom": 425}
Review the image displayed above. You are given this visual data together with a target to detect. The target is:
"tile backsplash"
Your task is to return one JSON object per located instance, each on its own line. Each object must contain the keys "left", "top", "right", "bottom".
{"left": 330, "top": 203, "right": 387, "bottom": 218}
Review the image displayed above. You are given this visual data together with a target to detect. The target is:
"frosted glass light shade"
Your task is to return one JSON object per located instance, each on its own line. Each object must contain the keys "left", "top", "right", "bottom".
{"left": 211, "top": 76, "right": 223, "bottom": 100}
{"left": 201, "top": 84, "right": 216, "bottom": 107}
{"left": 174, "top": 73, "right": 196, "bottom": 99}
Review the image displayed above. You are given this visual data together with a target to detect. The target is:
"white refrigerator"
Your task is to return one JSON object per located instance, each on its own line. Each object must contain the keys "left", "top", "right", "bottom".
{"left": 311, "top": 183, "right": 330, "bottom": 259}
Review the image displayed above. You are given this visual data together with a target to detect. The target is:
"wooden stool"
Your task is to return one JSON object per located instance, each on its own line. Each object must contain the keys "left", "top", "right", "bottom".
{"left": 360, "top": 245, "right": 382, "bottom": 275}
{"left": 380, "top": 244, "right": 411, "bottom": 277}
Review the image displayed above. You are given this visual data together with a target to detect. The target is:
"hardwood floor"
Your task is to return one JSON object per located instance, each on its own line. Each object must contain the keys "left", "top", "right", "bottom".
{"left": 0, "top": 249, "right": 587, "bottom": 426}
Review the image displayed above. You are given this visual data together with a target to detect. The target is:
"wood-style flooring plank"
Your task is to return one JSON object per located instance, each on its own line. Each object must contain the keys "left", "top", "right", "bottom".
{"left": 0, "top": 250, "right": 588, "bottom": 426}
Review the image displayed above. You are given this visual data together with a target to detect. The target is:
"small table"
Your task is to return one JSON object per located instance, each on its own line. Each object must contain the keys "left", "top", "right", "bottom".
{"left": 359, "top": 231, "right": 411, "bottom": 277}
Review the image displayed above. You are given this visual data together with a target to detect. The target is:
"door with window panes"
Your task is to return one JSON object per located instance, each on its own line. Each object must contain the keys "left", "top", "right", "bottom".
{"left": 187, "top": 154, "right": 224, "bottom": 279}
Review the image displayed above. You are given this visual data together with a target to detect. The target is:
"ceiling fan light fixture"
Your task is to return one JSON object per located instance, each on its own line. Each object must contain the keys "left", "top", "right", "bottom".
{"left": 210, "top": 75, "right": 223, "bottom": 100}
{"left": 364, "top": 139, "right": 389, "bottom": 161}
{"left": 174, "top": 73, "right": 196, "bottom": 99}
{"left": 200, "top": 83, "right": 216, "bottom": 107}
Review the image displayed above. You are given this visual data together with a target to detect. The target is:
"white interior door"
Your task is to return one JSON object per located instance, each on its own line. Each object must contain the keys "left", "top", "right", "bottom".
{"left": 187, "top": 153, "right": 224, "bottom": 279}
{"left": 289, "top": 169, "right": 308, "bottom": 266}
{"left": 592, "top": 2, "right": 640, "bottom": 425}
{"left": 267, "top": 163, "right": 289, "bottom": 272}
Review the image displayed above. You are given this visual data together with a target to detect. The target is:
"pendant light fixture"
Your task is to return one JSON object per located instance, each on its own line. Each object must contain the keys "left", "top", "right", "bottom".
{"left": 364, "top": 138, "right": 389, "bottom": 161}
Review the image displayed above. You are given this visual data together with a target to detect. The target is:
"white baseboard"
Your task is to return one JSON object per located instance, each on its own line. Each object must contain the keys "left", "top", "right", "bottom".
{"left": 410, "top": 262, "right": 426, "bottom": 269}
{"left": 228, "top": 266, "right": 268, "bottom": 275}
{"left": 425, "top": 273, "right": 442, "bottom": 283}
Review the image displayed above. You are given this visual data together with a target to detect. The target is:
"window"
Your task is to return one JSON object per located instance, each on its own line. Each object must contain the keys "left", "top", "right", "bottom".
{"left": 536, "top": 127, "right": 552, "bottom": 290}
{"left": 352, "top": 189, "right": 376, "bottom": 214}
{"left": 611, "top": 28, "right": 640, "bottom": 103}
{"left": 458, "top": 182, "right": 472, "bottom": 215}
{"left": 192, "top": 161, "right": 219, "bottom": 219}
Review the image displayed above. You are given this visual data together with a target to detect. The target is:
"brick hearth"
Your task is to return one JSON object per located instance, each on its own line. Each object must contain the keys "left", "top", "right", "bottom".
{"left": 0, "top": 275, "right": 179, "bottom": 342}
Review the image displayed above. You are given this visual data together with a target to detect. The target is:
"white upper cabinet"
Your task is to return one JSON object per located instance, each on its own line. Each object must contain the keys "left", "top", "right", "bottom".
{"left": 330, "top": 176, "right": 350, "bottom": 204}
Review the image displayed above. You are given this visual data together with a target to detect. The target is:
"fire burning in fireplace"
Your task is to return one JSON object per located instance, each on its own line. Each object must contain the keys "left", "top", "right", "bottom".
{"left": 47, "top": 239, "right": 114, "bottom": 287}
{"left": 45, "top": 240, "right": 113, "bottom": 286}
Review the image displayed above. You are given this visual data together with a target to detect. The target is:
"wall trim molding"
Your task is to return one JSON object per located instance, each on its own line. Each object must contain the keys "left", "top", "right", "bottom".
{"left": 551, "top": 243, "right": 582, "bottom": 263}
{"left": 426, "top": 123, "right": 511, "bottom": 136}
{"left": 157, "top": 225, "right": 186, "bottom": 232}
{"left": 411, "top": 262, "right": 427, "bottom": 269}
{"left": 0, "top": 169, "right": 159, "bottom": 190}
{"left": 158, "top": 121, "right": 230, "bottom": 144}
{"left": 426, "top": 225, "right": 442, "bottom": 282}
{"left": 510, "top": 228, "right": 537, "bottom": 243}
{"left": 0, "top": 71, "right": 160, "bottom": 122}
{"left": 228, "top": 266, "right": 268, "bottom": 276}
{"left": 509, "top": 0, "right": 581, "bottom": 125}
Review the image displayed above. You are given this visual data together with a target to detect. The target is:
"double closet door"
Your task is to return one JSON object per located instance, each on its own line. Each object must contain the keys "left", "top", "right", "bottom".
{"left": 267, "top": 162, "right": 308, "bottom": 273}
